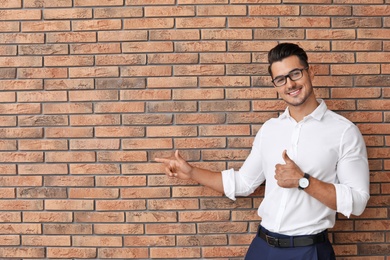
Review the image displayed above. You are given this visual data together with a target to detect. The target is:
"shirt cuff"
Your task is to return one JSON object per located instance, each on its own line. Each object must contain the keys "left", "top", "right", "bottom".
{"left": 334, "top": 183, "right": 353, "bottom": 218}
{"left": 222, "top": 168, "right": 236, "bottom": 201}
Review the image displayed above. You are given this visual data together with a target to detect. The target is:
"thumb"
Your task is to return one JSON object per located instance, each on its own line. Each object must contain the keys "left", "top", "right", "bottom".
{"left": 282, "top": 150, "right": 293, "bottom": 164}
{"left": 175, "top": 150, "right": 181, "bottom": 160}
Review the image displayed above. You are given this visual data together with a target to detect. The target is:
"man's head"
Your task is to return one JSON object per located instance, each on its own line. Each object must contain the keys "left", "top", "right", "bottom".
{"left": 268, "top": 43, "right": 309, "bottom": 78}
{"left": 267, "top": 43, "right": 317, "bottom": 111}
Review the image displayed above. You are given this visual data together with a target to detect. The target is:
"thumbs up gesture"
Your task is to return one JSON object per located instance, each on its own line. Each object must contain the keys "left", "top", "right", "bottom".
{"left": 274, "top": 150, "right": 304, "bottom": 188}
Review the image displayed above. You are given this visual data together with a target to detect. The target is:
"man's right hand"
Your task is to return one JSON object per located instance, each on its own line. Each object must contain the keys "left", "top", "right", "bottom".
{"left": 155, "top": 150, "right": 193, "bottom": 180}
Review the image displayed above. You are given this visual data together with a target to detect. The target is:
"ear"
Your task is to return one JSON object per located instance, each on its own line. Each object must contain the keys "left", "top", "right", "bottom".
{"left": 308, "top": 66, "right": 315, "bottom": 81}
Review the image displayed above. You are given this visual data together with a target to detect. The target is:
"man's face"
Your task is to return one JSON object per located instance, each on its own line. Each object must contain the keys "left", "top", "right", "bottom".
{"left": 270, "top": 55, "right": 314, "bottom": 107}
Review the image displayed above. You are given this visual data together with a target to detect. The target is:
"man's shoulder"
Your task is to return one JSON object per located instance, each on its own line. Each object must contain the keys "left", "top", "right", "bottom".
{"left": 323, "top": 109, "right": 360, "bottom": 134}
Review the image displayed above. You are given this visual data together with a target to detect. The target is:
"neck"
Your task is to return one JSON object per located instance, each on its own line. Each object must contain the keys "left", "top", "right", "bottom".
{"left": 289, "top": 97, "right": 319, "bottom": 122}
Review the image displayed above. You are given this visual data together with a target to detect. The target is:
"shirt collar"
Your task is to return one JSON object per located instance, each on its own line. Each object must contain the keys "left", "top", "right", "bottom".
{"left": 279, "top": 99, "right": 327, "bottom": 121}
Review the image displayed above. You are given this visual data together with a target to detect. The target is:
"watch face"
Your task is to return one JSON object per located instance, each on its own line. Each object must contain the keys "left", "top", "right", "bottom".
{"left": 299, "top": 178, "right": 309, "bottom": 188}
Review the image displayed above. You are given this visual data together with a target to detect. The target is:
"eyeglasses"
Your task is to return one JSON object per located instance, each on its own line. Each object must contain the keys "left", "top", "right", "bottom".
{"left": 271, "top": 67, "right": 308, "bottom": 87}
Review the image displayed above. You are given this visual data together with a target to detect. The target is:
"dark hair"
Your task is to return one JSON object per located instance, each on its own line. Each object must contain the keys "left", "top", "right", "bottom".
{"left": 267, "top": 43, "right": 309, "bottom": 77}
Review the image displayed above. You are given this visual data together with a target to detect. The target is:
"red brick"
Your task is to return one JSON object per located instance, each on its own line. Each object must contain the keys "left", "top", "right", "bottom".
{"left": 147, "top": 126, "right": 197, "bottom": 137}
{"left": 175, "top": 41, "right": 226, "bottom": 52}
{"left": 0, "top": 56, "right": 41, "bottom": 67}
{"left": 18, "top": 68, "right": 68, "bottom": 79}
{"left": 45, "top": 200, "right": 94, "bottom": 211}
{"left": 0, "top": 188, "right": 16, "bottom": 199}
{"left": 73, "top": 235, "right": 122, "bottom": 247}
{"left": 121, "top": 187, "right": 170, "bottom": 199}
{"left": 75, "top": 0, "right": 123, "bottom": 6}
{"left": 331, "top": 87, "right": 381, "bottom": 98}
{"left": 70, "top": 43, "right": 120, "bottom": 54}
{"left": 45, "top": 127, "right": 93, "bottom": 138}
{"left": 69, "top": 188, "right": 119, "bottom": 199}
{"left": 45, "top": 55, "right": 93, "bottom": 66}
{"left": 70, "top": 163, "right": 120, "bottom": 175}
{"left": 179, "top": 210, "right": 230, "bottom": 222}
{"left": 44, "top": 8, "right": 92, "bottom": 19}
{"left": 146, "top": 223, "right": 196, "bottom": 234}
{"left": 0, "top": 248, "right": 45, "bottom": 258}
{"left": 148, "top": 199, "right": 199, "bottom": 210}
{"left": 124, "top": 235, "right": 175, "bottom": 247}
{"left": 123, "top": 18, "right": 174, "bottom": 29}
{"left": 98, "top": 248, "right": 148, "bottom": 259}
{"left": 69, "top": 139, "right": 119, "bottom": 150}
{"left": 97, "top": 151, "right": 147, "bottom": 162}
{"left": 17, "top": 187, "right": 67, "bottom": 198}
{"left": 94, "top": 7, "right": 143, "bottom": 18}
{"left": 151, "top": 247, "right": 200, "bottom": 259}
{"left": 0, "top": 33, "right": 44, "bottom": 44}
{"left": 95, "top": 200, "right": 146, "bottom": 211}
{"left": 254, "top": 29, "right": 305, "bottom": 40}
{"left": 202, "top": 246, "right": 247, "bottom": 258}
{"left": 178, "top": 17, "right": 226, "bottom": 28}
{"left": 126, "top": 211, "right": 176, "bottom": 222}
{"left": 47, "top": 248, "right": 96, "bottom": 259}
{"left": 47, "top": 31, "right": 96, "bottom": 43}
{"left": 0, "top": 235, "right": 20, "bottom": 246}
{"left": 0, "top": 152, "right": 43, "bottom": 163}
{"left": 96, "top": 176, "right": 145, "bottom": 187}
{"left": 44, "top": 176, "right": 94, "bottom": 187}
{"left": 22, "top": 21, "right": 70, "bottom": 32}
{"left": 145, "top": 6, "right": 195, "bottom": 17}
{"left": 45, "top": 151, "right": 96, "bottom": 162}
{"left": 94, "top": 224, "right": 143, "bottom": 234}
{"left": 23, "top": 212, "right": 72, "bottom": 223}
{"left": 22, "top": 235, "right": 70, "bottom": 246}
{"left": 70, "top": 114, "right": 120, "bottom": 126}
{"left": 19, "top": 140, "right": 67, "bottom": 151}
{"left": 198, "top": 5, "right": 246, "bottom": 16}
{"left": 43, "top": 224, "right": 92, "bottom": 235}
{"left": 74, "top": 212, "right": 124, "bottom": 223}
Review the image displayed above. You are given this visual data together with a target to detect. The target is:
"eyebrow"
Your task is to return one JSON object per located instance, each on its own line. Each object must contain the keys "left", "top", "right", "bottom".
{"left": 274, "top": 68, "right": 302, "bottom": 78}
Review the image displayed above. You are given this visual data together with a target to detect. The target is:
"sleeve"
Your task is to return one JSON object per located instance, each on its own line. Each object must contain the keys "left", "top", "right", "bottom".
{"left": 335, "top": 124, "right": 370, "bottom": 217}
{"left": 221, "top": 129, "right": 266, "bottom": 201}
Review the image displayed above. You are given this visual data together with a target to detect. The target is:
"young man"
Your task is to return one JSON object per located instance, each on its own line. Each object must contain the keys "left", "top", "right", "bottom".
{"left": 155, "top": 43, "right": 370, "bottom": 260}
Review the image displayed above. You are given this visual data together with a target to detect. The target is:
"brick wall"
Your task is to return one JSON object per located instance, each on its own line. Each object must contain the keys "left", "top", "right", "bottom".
{"left": 0, "top": 0, "right": 388, "bottom": 259}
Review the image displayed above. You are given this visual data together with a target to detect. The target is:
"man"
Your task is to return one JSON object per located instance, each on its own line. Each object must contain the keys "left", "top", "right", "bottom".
{"left": 155, "top": 43, "right": 370, "bottom": 260}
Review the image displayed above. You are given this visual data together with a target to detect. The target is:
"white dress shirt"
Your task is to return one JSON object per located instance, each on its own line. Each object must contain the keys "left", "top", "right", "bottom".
{"left": 222, "top": 100, "right": 370, "bottom": 236}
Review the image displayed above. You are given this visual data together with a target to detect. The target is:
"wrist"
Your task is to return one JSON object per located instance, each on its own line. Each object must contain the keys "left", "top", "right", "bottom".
{"left": 298, "top": 173, "right": 310, "bottom": 190}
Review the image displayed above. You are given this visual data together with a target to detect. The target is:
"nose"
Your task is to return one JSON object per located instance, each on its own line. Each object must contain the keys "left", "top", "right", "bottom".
{"left": 284, "top": 76, "right": 296, "bottom": 89}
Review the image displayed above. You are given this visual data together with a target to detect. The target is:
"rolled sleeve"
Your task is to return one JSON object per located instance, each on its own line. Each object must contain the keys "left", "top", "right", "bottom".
{"left": 335, "top": 125, "right": 370, "bottom": 217}
{"left": 222, "top": 168, "right": 236, "bottom": 201}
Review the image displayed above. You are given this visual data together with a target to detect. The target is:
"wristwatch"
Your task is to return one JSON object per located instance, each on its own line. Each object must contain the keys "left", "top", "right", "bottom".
{"left": 298, "top": 173, "right": 310, "bottom": 190}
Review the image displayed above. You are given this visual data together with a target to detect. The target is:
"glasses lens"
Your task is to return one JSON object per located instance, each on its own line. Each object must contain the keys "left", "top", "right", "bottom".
{"left": 289, "top": 69, "right": 303, "bottom": 80}
{"left": 273, "top": 77, "right": 286, "bottom": 87}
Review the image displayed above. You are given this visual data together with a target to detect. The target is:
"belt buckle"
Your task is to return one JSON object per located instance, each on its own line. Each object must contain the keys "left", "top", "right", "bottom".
{"left": 265, "top": 234, "right": 279, "bottom": 247}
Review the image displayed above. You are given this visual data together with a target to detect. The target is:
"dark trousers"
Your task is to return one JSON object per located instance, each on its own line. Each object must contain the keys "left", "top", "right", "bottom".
{"left": 245, "top": 226, "right": 336, "bottom": 260}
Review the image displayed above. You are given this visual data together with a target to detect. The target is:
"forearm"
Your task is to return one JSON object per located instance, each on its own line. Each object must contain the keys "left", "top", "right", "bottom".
{"left": 190, "top": 166, "right": 224, "bottom": 193}
{"left": 305, "top": 177, "right": 336, "bottom": 211}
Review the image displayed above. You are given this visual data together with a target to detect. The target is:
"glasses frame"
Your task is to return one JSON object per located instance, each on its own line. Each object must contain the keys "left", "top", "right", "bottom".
{"left": 271, "top": 67, "right": 309, "bottom": 87}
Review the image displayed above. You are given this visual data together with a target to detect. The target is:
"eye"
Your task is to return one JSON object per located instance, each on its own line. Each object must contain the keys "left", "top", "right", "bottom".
{"left": 273, "top": 76, "right": 285, "bottom": 85}
{"left": 289, "top": 70, "right": 302, "bottom": 79}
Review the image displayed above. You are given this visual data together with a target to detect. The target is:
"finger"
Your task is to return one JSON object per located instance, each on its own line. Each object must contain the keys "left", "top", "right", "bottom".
{"left": 282, "top": 150, "right": 293, "bottom": 164}
{"left": 155, "top": 157, "right": 169, "bottom": 163}
{"left": 165, "top": 166, "right": 174, "bottom": 177}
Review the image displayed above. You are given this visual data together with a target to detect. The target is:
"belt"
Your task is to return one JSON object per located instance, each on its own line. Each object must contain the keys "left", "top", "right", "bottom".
{"left": 258, "top": 227, "right": 327, "bottom": 248}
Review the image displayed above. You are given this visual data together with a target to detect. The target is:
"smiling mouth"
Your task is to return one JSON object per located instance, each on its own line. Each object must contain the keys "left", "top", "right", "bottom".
{"left": 287, "top": 88, "right": 301, "bottom": 96}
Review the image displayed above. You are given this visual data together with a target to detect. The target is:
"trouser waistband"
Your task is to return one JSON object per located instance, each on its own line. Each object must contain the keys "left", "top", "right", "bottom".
{"left": 258, "top": 226, "right": 327, "bottom": 248}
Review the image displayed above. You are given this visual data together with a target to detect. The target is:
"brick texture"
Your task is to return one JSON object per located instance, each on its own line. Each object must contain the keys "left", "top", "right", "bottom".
{"left": 0, "top": 1, "right": 388, "bottom": 259}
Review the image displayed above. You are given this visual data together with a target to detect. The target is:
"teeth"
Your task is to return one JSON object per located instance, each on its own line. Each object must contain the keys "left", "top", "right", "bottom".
{"left": 289, "top": 89, "right": 300, "bottom": 95}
